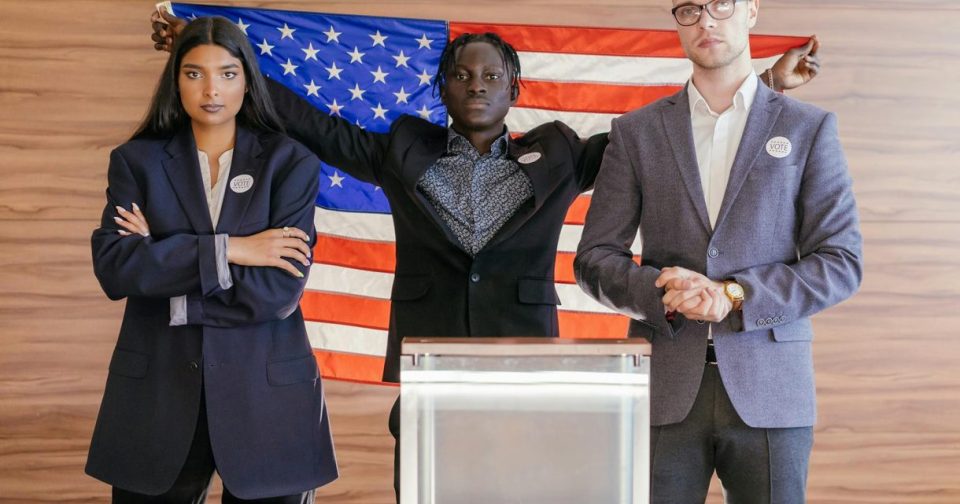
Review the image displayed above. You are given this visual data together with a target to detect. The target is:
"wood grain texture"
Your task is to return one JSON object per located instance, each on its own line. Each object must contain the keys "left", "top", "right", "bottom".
{"left": 1, "top": 1, "right": 958, "bottom": 502}
{"left": 3, "top": 4, "right": 959, "bottom": 222}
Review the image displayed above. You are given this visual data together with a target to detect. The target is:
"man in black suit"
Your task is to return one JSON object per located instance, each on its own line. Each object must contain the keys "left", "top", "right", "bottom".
{"left": 266, "top": 35, "right": 609, "bottom": 500}
{"left": 152, "top": 13, "right": 819, "bottom": 500}
{"left": 269, "top": 34, "right": 610, "bottom": 382}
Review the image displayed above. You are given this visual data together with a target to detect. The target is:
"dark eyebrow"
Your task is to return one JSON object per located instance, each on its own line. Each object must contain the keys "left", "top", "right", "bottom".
{"left": 181, "top": 63, "right": 241, "bottom": 70}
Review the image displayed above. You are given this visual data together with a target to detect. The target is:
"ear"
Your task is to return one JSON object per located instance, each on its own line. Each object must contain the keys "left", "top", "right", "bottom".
{"left": 747, "top": 0, "right": 760, "bottom": 28}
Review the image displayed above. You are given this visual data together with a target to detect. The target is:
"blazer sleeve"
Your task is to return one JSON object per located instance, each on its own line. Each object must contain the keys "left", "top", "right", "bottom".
{"left": 184, "top": 150, "right": 320, "bottom": 328}
{"left": 573, "top": 116, "right": 673, "bottom": 338}
{"left": 730, "top": 112, "right": 863, "bottom": 331}
{"left": 91, "top": 148, "right": 210, "bottom": 300}
{"left": 267, "top": 76, "right": 389, "bottom": 186}
{"left": 553, "top": 121, "right": 609, "bottom": 191}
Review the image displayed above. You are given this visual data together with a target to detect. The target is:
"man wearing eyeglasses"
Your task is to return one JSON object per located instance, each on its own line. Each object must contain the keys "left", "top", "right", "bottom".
{"left": 575, "top": 0, "right": 863, "bottom": 502}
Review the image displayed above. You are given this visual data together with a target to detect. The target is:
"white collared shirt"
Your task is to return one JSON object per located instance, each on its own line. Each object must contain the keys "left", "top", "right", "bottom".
{"left": 197, "top": 149, "right": 235, "bottom": 225}
{"left": 688, "top": 73, "right": 759, "bottom": 229}
{"left": 688, "top": 74, "right": 758, "bottom": 340}
{"left": 169, "top": 149, "right": 235, "bottom": 326}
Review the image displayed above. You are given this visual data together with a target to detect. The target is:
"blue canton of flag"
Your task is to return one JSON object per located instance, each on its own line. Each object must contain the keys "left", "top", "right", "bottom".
{"left": 173, "top": 3, "right": 449, "bottom": 214}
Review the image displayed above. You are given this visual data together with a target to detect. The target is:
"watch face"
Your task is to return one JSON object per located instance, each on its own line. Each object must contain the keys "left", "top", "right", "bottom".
{"left": 726, "top": 283, "right": 744, "bottom": 298}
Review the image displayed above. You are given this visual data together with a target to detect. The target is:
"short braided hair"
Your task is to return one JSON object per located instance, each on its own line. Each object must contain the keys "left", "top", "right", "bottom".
{"left": 433, "top": 32, "right": 522, "bottom": 98}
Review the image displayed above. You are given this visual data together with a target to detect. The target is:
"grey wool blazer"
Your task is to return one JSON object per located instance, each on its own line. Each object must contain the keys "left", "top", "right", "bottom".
{"left": 575, "top": 81, "right": 863, "bottom": 428}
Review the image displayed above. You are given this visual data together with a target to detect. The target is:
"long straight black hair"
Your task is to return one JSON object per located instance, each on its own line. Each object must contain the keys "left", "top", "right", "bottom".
{"left": 131, "top": 16, "right": 284, "bottom": 140}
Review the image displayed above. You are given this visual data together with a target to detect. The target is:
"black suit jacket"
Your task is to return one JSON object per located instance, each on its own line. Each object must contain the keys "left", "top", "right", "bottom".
{"left": 86, "top": 126, "right": 338, "bottom": 498}
{"left": 270, "top": 79, "right": 608, "bottom": 381}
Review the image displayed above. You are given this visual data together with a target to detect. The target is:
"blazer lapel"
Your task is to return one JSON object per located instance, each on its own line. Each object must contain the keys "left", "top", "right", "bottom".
{"left": 482, "top": 139, "right": 550, "bottom": 249}
{"left": 401, "top": 128, "right": 470, "bottom": 253}
{"left": 161, "top": 128, "right": 214, "bottom": 233}
{"left": 662, "top": 86, "right": 711, "bottom": 234}
{"left": 399, "top": 126, "right": 445, "bottom": 190}
{"left": 216, "top": 126, "right": 263, "bottom": 234}
{"left": 714, "top": 84, "right": 783, "bottom": 230}
{"left": 510, "top": 140, "right": 552, "bottom": 211}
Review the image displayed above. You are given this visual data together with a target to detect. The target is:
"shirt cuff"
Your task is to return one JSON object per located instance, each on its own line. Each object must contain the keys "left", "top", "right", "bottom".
{"left": 215, "top": 233, "right": 234, "bottom": 290}
{"left": 169, "top": 295, "right": 187, "bottom": 326}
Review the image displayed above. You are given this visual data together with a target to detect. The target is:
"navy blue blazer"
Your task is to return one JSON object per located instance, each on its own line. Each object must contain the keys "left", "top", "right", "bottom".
{"left": 86, "top": 126, "right": 338, "bottom": 498}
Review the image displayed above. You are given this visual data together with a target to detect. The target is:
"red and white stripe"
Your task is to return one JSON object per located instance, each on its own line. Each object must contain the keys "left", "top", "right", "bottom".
{"left": 307, "top": 22, "right": 807, "bottom": 384}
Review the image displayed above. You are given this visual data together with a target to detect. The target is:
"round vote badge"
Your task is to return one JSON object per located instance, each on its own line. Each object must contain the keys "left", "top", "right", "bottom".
{"left": 765, "top": 137, "right": 792, "bottom": 159}
{"left": 517, "top": 152, "right": 542, "bottom": 164}
{"left": 230, "top": 174, "right": 254, "bottom": 194}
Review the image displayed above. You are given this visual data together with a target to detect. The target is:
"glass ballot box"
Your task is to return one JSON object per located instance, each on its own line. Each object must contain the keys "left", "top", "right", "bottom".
{"left": 400, "top": 337, "right": 652, "bottom": 504}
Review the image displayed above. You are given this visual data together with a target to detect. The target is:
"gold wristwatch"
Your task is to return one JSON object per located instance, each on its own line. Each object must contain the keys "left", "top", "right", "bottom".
{"left": 723, "top": 280, "right": 745, "bottom": 311}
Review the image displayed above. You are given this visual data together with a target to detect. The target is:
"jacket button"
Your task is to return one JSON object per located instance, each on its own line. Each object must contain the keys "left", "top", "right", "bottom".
{"left": 188, "top": 360, "right": 199, "bottom": 371}
{"left": 470, "top": 273, "right": 480, "bottom": 283}
{"left": 765, "top": 317, "right": 774, "bottom": 325}
{"left": 757, "top": 319, "right": 766, "bottom": 327}
{"left": 696, "top": 319, "right": 705, "bottom": 325}
{"left": 708, "top": 247, "right": 719, "bottom": 258}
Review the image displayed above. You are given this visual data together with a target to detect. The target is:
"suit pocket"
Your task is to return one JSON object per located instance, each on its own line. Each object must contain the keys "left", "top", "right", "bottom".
{"left": 518, "top": 277, "right": 560, "bottom": 305}
{"left": 108, "top": 348, "right": 149, "bottom": 379}
{"left": 391, "top": 274, "right": 432, "bottom": 301}
{"left": 628, "top": 319, "right": 658, "bottom": 340}
{"left": 267, "top": 354, "right": 319, "bottom": 386}
{"left": 772, "top": 319, "right": 813, "bottom": 342}
{"left": 745, "top": 163, "right": 798, "bottom": 239}
{"left": 748, "top": 162, "right": 799, "bottom": 177}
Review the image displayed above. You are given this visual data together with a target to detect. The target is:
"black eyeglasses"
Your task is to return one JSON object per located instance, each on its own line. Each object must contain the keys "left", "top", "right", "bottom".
{"left": 672, "top": 0, "right": 745, "bottom": 26}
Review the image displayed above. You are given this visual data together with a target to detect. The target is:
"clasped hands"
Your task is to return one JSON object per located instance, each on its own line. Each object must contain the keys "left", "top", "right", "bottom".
{"left": 113, "top": 204, "right": 312, "bottom": 278}
{"left": 655, "top": 266, "right": 733, "bottom": 323}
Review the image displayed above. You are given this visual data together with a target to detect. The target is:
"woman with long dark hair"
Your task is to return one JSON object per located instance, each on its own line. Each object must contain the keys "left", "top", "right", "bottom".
{"left": 86, "top": 17, "right": 337, "bottom": 502}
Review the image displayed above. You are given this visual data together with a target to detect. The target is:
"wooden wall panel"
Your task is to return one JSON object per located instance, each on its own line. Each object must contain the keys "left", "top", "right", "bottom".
{"left": 1, "top": 1, "right": 958, "bottom": 502}
{"left": 4, "top": 3, "right": 960, "bottom": 221}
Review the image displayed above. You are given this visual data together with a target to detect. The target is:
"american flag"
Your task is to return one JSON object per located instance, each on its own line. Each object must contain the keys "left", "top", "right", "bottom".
{"left": 171, "top": 3, "right": 806, "bottom": 384}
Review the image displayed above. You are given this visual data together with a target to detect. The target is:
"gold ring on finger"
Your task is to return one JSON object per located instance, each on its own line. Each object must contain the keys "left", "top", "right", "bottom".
{"left": 282, "top": 226, "right": 290, "bottom": 238}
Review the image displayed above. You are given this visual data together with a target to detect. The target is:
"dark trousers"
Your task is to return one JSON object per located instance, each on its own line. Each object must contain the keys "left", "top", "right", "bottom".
{"left": 650, "top": 365, "right": 814, "bottom": 504}
{"left": 112, "top": 394, "right": 315, "bottom": 504}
